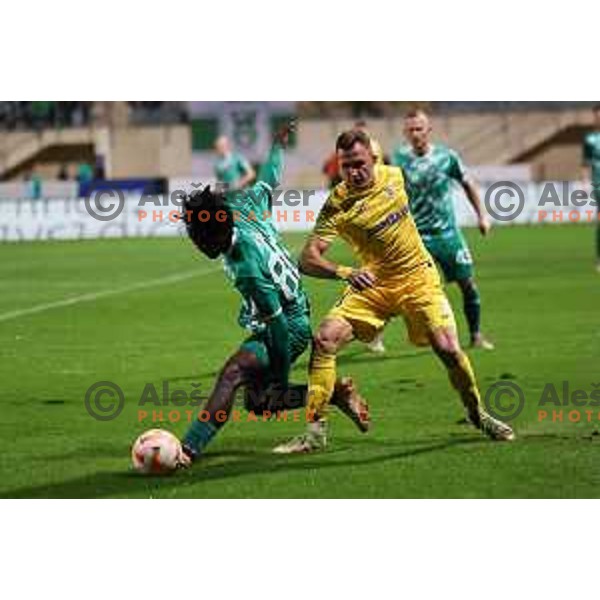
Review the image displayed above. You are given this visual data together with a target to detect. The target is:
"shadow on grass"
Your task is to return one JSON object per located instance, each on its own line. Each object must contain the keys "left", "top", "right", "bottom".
{"left": 1, "top": 436, "right": 483, "bottom": 499}
{"left": 168, "top": 349, "right": 429, "bottom": 386}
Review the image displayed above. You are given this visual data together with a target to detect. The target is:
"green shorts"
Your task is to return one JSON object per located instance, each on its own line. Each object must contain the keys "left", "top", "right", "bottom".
{"left": 240, "top": 304, "right": 312, "bottom": 383}
{"left": 422, "top": 230, "right": 474, "bottom": 283}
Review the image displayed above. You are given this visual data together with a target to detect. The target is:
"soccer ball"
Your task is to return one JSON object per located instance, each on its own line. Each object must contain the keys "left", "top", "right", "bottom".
{"left": 131, "top": 429, "right": 182, "bottom": 474}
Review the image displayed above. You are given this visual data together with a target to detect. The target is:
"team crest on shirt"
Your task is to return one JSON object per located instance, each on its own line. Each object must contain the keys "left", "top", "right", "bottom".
{"left": 385, "top": 185, "right": 395, "bottom": 199}
{"left": 355, "top": 200, "right": 368, "bottom": 214}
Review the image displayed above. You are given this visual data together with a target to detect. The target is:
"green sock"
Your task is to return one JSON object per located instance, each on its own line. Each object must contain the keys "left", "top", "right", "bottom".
{"left": 463, "top": 285, "right": 481, "bottom": 340}
{"left": 183, "top": 420, "right": 218, "bottom": 455}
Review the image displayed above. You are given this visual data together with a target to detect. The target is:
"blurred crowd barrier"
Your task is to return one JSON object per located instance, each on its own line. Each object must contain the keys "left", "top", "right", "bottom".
{"left": 0, "top": 181, "right": 78, "bottom": 200}
{"left": 0, "top": 181, "right": 596, "bottom": 242}
{"left": 0, "top": 102, "right": 188, "bottom": 131}
{"left": 0, "top": 102, "right": 93, "bottom": 130}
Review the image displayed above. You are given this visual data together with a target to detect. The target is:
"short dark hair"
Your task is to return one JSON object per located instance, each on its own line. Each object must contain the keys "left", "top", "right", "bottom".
{"left": 336, "top": 129, "right": 372, "bottom": 152}
{"left": 404, "top": 108, "right": 430, "bottom": 120}
{"left": 182, "top": 186, "right": 232, "bottom": 250}
{"left": 593, "top": 104, "right": 600, "bottom": 114}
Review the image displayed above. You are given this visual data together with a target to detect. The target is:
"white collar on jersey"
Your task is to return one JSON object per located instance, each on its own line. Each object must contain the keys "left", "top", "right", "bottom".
{"left": 411, "top": 143, "right": 435, "bottom": 159}
{"left": 224, "top": 228, "right": 238, "bottom": 256}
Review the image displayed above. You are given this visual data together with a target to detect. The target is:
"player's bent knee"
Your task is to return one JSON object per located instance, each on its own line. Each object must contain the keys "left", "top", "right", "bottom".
{"left": 313, "top": 333, "right": 336, "bottom": 355}
{"left": 314, "top": 319, "right": 352, "bottom": 355}
{"left": 219, "top": 362, "right": 244, "bottom": 388}
{"left": 220, "top": 353, "right": 258, "bottom": 388}
{"left": 430, "top": 328, "right": 461, "bottom": 358}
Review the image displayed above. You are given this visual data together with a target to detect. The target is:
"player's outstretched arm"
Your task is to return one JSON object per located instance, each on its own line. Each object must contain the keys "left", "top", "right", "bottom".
{"left": 463, "top": 179, "right": 491, "bottom": 237}
{"left": 581, "top": 136, "right": 594, "bottom": 194}
{"left": 299, "top": 236, "right": 338, "bottom": 279}
{"left": 449, "top": 149, "right": 490, "bottom": 237}
{"left": 257, "top": 143, "right": 284, "bottom": 190}
{"left": 256, "top": 119, "right": 296, "bottom": 190}
{"left": 300, "top": 236, "right": 376, "bottom": 291}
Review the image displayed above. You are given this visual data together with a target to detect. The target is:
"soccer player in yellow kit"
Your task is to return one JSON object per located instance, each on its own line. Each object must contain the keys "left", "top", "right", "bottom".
{"left": 353, "top": 120, "right": 387, "bottom": 354}
{"left": 274, "top": 129, "right": 514, "bottom": 453}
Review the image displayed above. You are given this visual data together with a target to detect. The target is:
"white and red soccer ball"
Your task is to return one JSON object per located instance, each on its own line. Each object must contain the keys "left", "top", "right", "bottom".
{"left": 131, "top": 429, "right": 182, "bottom": 474}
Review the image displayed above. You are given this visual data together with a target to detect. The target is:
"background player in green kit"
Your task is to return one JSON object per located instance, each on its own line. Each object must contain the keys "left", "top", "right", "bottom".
{"left": 180, "top": 122, "right": 368, "bottom": 464}
{"left": 393, "top": 109, "right": 494, "bottom": 350}
{"left": 214, "top": 135, "right": 256, "bottom": 191}
{"left": 582, "top": 104, "right": 600, "bottom": 273}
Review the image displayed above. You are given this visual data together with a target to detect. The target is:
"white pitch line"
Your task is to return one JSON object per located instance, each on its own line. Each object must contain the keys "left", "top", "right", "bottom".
{"left": 0, "top": 267, "right": 219, "bottom": 324}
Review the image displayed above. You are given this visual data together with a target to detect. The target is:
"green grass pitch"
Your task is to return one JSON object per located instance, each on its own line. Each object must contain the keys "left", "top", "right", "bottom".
{"left": 0, "top": 225, "right": 598, "bottom": 498}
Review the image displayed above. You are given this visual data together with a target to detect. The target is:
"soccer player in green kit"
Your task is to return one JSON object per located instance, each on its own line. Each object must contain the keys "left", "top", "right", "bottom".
{"left": 179, "top": 122, "right": 369, "bottom": 464}
{"left": 393, "top": 109, "right": 495, "bottom": 350}
{"left": 582, "top": 104, "right": 600, "bottom": 273}
{"left": 214, "top": 135, "right": 256, "bottom": 191}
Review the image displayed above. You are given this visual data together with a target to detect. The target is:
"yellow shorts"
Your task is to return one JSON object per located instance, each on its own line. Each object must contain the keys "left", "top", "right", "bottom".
{"left": 327, "top": 262, "right": 456, "bottom": 346}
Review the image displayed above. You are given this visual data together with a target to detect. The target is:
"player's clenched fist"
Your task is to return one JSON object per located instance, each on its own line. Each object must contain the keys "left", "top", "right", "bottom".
{"left": 274, "top": 118, "right": 296, "bottom": 148}
{"left": 344, "top": 269, "right": 377, "bottom": 291}
{"left": 479, "top": 216, "right": 492, "bottom": 237}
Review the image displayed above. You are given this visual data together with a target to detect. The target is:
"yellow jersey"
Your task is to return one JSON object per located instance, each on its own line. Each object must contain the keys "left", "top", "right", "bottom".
{"left": 313, "top": 165, "right": 431, "bottom": 278}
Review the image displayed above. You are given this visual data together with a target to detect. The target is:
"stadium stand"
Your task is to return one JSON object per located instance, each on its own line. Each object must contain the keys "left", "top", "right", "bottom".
{"left": 0, "top": 102, "right": 598, "bottom": 192}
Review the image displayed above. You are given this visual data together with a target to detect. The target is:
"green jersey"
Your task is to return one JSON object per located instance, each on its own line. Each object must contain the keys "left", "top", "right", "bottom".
{"left": 393, "top": 144, "right": 468, "bottom": 236}
{"left": 222, "top": 144, "right": 309, "bottom": 336}
{"left": 583, "top": 131, "right": 600, "bottom": 186}
{"left": 215, "top": 152, "right": 252, "bottom": 187}
{"left": 223, "top": 226, "right": 307, "bottom": 335}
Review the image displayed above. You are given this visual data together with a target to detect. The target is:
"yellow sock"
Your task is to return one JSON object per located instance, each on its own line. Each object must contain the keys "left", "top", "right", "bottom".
{"left": 448, "top": 351, "right": 483, "bottom": 424}
{"left": 307, "top": 349, "right": 337, "bottom": 421}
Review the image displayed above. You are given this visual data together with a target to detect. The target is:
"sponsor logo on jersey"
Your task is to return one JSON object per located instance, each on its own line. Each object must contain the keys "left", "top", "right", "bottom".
{"left": 369, "top": 205, "right": 410, "bottom": 236}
